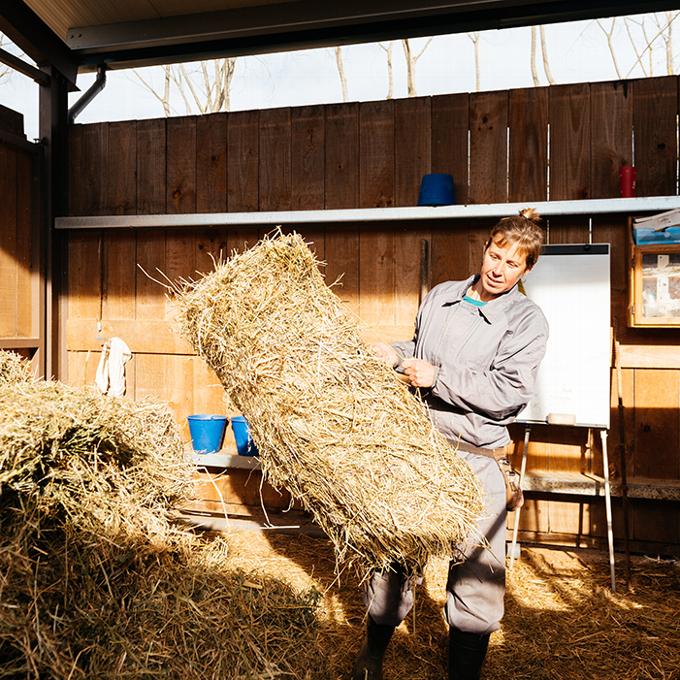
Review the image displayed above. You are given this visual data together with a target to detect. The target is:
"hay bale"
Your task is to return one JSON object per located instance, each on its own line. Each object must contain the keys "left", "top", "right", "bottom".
{"left": 0, "top": 349, "right": 34, "bottom": 386}
{"left": 174, "top": 231, "right": 483, "bottom": 574}
{"left": 0, "top": 380, "right": 191, "bottom": 531}
{"left": 0, "top": 380, "right": 324, "bottom": 678}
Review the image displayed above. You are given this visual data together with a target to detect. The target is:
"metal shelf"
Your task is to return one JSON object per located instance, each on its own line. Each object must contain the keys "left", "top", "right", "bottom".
{"left": 55, "top": 196, "right": 680, "bottom": 230}
{"left": 190, "top": 449, "right": 260, "bottom": 470}
{"left": 523, "top": 471, "right": 680, "bottom": 501}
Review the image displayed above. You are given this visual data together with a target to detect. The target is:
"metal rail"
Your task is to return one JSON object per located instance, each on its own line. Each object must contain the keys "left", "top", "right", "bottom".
{"left": 55, "top": 196, "right": 680, "bottom": 230}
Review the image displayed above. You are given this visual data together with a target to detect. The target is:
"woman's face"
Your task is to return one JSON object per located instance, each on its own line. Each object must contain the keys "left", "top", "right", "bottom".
{"left": 478, "top": 237, "right": 530, "bottom": 301}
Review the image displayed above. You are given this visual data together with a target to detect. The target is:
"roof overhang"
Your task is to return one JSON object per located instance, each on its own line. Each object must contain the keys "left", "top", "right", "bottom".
{"left": 0, "top": 0, "right": 78, "bottom": 88}
{"left": 3, "top": 0, "right": 680, "bottom": 79}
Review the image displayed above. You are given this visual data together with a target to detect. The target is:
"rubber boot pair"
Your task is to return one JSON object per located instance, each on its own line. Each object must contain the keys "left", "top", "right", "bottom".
{"left": 351, "top": 616, "right": 395, "bottom": 680}
{"left": 448, "top": 626, "right": 490, "bottom": 680}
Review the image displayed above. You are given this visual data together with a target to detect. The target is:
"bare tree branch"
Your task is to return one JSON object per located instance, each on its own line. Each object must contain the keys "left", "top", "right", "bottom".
{"left": 597, "top": 18, "right": 623, "bottom": 79}
{"left": 132, "top": 57, "right": 237, "bottom": 117}
{"left": 624, "top": 12, "right": 680, "bottom": 77}
{"left": 162, "top": 65, "right": 171, "bottom": 115}
{"left": 171, "top": 66, "right": 195, "bottom": 114}
{"left": 539, "top": 25, "right": 556, "bottom": 84}
{"left": 467, "top": 32, "right": 481, "bottom": 92}
{"left": 640, "top": 16, "right": 654, "bottom": 75}
{"left": 530, "top": 27, "right": 540, "bottom": 86}
{"left": 402, "top": 39, "right": 415, "bottom": 96}
{"left": 654, "top": 11, "right": 675, "bottom": 75}
{"left": 624, "top": 17, "right": 648, "bottom": 77}
{"left": 133, "top": 68, "right": 173, "bottom": 115}
{"left": 334, "top": 46, "right": 348, "bottom": 102}
{"left": 666, "top": 11, "right": 674, "bottom": 75}
{"left": 200, "top": 62, "right": 213, "bottom": 112}
{"left": 179, "top": 63, "right": 207, "bottom": 113}
{"left": 402, "top": 38, "right": 433, "bottom": 97}
{"left": 378, "top": 42, "right": 394, "bottom": 99}
{"left": 414, "top": 37, "right": 433, "bottom": 62}
{"left": 221, "top": 58, "right": 236, "bottom": 111}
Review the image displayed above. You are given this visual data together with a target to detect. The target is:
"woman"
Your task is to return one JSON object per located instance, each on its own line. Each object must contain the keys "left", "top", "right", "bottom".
{"left": 352, "top": 208, "right": 549, "bottom": 680}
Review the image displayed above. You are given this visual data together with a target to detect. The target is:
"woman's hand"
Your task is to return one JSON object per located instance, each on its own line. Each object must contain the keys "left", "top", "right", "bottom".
{"left": 370, "top": 343, "right": 400, "bottom": 368}
{"left": 400, "top": 358, "right": 436, "bottom": 388}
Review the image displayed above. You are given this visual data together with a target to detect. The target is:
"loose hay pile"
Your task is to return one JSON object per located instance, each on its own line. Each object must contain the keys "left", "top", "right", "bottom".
{"left": 0, "top": 357, "right": 324, "bottom": 679}
{"left": 174, "top": 232, "right": 483, "bottom": 574}
{"left": 0, "top": 349, "right": 34, "bottom": 386}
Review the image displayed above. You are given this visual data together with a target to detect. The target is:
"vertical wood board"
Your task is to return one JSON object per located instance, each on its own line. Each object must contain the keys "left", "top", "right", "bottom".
{"left": 15, "top": 151, "right": 33, "bottom": 336}
{"left": 549, "top": 83, "right": 591, "bottom": 201}
{"left": 105, "top": 121, "right": 137, "bottom": 214}
{"left": 227, "top": 110, "right": 259, "bottom": 211}
{"left": 431, "top": 93, "right": 469, "bottom": 204}
{"left": 135, "top": 230, "right": 166, "bottom": 320}
{"left": 259, "top": 108, "right": 292, "bottom": 211}
{"left": 633, "top": 368, "right": 680, "bottom": 479}
{"left": 633, "top": 76, "right": 677, "bottom": 197}
{"left": 195, "top": 227, "right": 228, "bottom": 275}
{"left": 291, "top": 106, "right": 325, "bottom": 210}
{"left": 0, "top": 143, "right": 17, "bottom": 336}
{"left": 325, "top": 227, "right": 360, "bottom": 317}
{"left": 102, "top": 231, "right": 136, "bottom": 320}
{"left": 508, "top": 87, "right": 548, "bottom": 202}
{"left": 164, "top": 229, "right": 197, "bottom": 319}
{"left": 325, "top": 103, "right": 359, "bottom": 209}
{"left": 71, "top": 123, "right": 108, "bottom": 215}
{"left": 196, "top": 113, "right": 228, "bottom": 213}
{"left": 136, "top": 119, "right": 166, "bottom": 214}
{"left": 431, "top": 222, "right": 469, "bottom": 286}
{"left": 394, "top": 223, "right": 429, "bottom": 327}
{"left": 359, "top": 227, "right": 395, "bottom": 327}
{"left": 359, "top": 101, "right": 395, "bottom": 208}
{"left": 590, "top": 81, "right": 633, "bottom": 199}
{"left": 469, "top": 91, "right": 508, "bottom": 203}
{"left": 68, "top": 231, "right": 102, "bottom": 320}
{"left": 166, "top": 116, "right": 197, "bottom": 213}
{"left": 395, "top": 97, "right": 431, "bottom": 207}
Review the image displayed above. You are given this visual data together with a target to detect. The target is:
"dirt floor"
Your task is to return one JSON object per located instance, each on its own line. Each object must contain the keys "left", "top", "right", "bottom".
{"left": 226, "top": 528, "right": 680, "bottom": 680}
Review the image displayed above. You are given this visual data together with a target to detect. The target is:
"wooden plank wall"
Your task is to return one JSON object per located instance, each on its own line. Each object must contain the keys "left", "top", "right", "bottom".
{"left": 0, "top": 109, "right": 38, "bottom": 363}
{"left": 66, "top": 76, "right": 680, "bottom": 553}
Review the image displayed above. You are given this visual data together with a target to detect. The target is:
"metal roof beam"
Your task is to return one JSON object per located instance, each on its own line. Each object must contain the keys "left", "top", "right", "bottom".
{"left": 68, "top": 0, "right": 680, "bottom": 71}
{"left": 0, "top": 0, "right": 78, "bottom": 88}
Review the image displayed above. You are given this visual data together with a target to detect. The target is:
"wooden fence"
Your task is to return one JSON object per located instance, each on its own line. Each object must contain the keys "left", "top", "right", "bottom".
{"left": 0, "top": 106, "right": 41, "bottom": 370}
{"left": 65, "top": 76, "right": 680, "bottom": 553}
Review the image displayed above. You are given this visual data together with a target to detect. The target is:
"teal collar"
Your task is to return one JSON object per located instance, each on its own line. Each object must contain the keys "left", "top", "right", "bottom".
{"left": 463, "top": 294, "right": 487, "bottom": 308}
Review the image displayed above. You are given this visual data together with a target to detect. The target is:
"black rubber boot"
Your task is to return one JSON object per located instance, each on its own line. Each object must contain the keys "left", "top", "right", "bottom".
{"left": 448, "top": 626, "right": 491, "bottom": 680}
{"left": 351, "top": 616, "right": 395, "bottom": 680}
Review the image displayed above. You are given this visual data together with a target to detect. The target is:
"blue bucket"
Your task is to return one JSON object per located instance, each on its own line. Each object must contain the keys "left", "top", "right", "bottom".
{"left": 231, "top": 416, "right": 259, "bottom": 457}
{"left": 187, "top": 414, "right": 228, "bottom": 453}
{"left": 418, "top": 173, "right": 455, "bottom": 206}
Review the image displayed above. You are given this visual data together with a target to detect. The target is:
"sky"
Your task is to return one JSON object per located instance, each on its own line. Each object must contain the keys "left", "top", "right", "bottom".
{"left": 1, "top": 11, "right": 678, "bottom": 140}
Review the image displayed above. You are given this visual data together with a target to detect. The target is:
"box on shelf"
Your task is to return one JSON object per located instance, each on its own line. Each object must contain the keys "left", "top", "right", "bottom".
{"left": 633, "top": 226, "right": 680, "bottom": 245}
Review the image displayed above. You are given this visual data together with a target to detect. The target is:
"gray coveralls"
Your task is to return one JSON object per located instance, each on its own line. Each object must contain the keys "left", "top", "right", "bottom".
{"left": 364, "top": 275, "right": 548, "bottom": 635}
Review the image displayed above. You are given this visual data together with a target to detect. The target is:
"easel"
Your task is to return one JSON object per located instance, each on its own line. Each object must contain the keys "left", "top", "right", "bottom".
{"left": 509, "top": 423, "right": 617, "bottom": 592}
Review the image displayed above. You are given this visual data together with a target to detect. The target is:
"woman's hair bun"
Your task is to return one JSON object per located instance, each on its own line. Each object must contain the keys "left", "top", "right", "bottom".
{"left": 519, "top": 207, "right": 541, "bottom": 224}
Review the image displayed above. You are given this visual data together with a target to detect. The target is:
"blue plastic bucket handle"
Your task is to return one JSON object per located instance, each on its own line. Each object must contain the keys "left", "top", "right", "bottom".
{"left": 187, "top": 414, "right": 228, "bottom": 453}
{"left": 231, "top": 415, "right": 259, "bottom": 457}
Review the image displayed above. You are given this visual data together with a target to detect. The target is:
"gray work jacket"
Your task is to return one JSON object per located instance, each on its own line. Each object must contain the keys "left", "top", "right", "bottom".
{"left": 393, "top": 275, "right": 548, "bottom": 449}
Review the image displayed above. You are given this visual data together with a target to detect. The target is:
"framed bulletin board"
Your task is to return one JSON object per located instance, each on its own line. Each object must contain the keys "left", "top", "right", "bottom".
{"left": 629, "top": 220, "right": 680, "bottom": 328}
